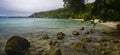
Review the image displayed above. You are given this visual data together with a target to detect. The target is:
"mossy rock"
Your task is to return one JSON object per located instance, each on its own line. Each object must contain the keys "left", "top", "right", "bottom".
{"left": 100, "top": 51, "right": 109, "bottom": 55}
{"left": 49, "top": 47, "right": 62, "bottom": 55}
{"left": 98, "top": 47, "right": 106, "bottom": 51}
{"left": 110, "top": 39, "right": 120, "bottom": 43}
{"left": 71, "top": 42, "right": 85, "bottom": 52}
{"left": 102, "top": 31, "right": 109, "bottom": 34}
{"left": 81, "top": 37, "right": 91, "bottom": 42}
{"left": 49, "top": 40, "right": 58, "bottom": 46}
{"left": 99, "top": 37, "right": 109, "bottom": 42}
{"left": 72, "top": 31, "right": 79, "bottom": 36}
{"left": 4, "top": 36, "right": 30, "bottom": 55}
{"left": 80, "top": 27, "right": 84, "bottom": 30}
{"left": 42, "top": 34, "right": 49, "bottom": 40}
{"left": 57, "top": 32, "right": 65, "bottom": 36}
{"left": 57, "top": 32, "right": 64, "bottom": 40}
{"left": 57, "top": 35, "right": 64, "bottom": 40}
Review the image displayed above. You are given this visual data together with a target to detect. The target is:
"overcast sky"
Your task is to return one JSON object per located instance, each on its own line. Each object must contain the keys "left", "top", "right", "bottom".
{"left": 0, "top": 0, "right": 95, "bottom": 16}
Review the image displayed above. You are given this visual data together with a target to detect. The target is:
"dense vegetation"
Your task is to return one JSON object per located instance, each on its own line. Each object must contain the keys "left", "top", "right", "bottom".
{"left": 29, "top": 0, "right": 120, "bottom": 21}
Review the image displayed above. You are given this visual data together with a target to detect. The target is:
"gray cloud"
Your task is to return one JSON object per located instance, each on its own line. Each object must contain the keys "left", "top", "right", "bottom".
{"left": 0, "top": 0, "right": 95, "bottom": 16}
{"left": 0, "top": 0, "right": 64, "bottom": 16}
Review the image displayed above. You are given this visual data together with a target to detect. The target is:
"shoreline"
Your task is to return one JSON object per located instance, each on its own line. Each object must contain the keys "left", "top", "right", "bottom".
{"left": 0, "top": 18, "right": 120, "bottom": 55}
{"left": 73, "top": 19, "right": 120, "bottom": 28}
{"left": 1, "top": 24, "right": 120, "bottom": 55}
{"left": 101, "top": 22, "right": 120, "bottom": 28}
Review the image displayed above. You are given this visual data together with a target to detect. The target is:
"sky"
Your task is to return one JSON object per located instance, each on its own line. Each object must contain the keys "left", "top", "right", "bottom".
{"left": 0, "top": 0, "right": 95, "bottom": 16}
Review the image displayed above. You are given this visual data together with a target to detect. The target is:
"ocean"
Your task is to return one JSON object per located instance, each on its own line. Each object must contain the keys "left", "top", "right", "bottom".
{"left": 0, "top": 18, "right": 88, "bottom": 37}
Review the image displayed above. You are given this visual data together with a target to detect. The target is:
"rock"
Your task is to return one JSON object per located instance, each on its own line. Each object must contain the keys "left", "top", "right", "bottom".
{"left": 57, "top": 32, "right": 65, "bottom": 37}
{"left": 57, "top": 35, "right": 64, "bottom": 40}
{"left": 98, "top": 47, "right": 106, "bottom": 51}
{"left": 72, "top": 31, "right": 79, "bottom": 36}
{"left": 42, "top": 34, "right": 49, "bottom": 40}
{"left": 116, "top": 24, "right": 120, "bottom": 31}
{"left": 71, "top": 42, "right": 85, "bottom": 52}
{"left": 116, "top": 24, "right": 120, "bottom": 34}
{"left": 0, "top": 51, "right": 7, "bottom": 55}
{"left": 101, "top": 43, "right": 107, "bottom": 47}
{"left": 89, "top": 29, "right": 94, "bottom": 33}
{"left": 49, "top": 40, "right": 58, "bottom": 46}
{"left": 57, "top": 32, "right": 64, "bottom": 40}
{"left": 115, "top": 51, "right": 120, "bottom": 55}
{"left": 49, "top": 47, "right": 62, "bottom": 55}
{"left": 99, "top": 37, "right": 109, "bottom": 42}
{"left": 81, "top": 37, "right": 91, "bottom": 42}
{"left": 80, "top": 27, "right": 84, "bottom": 30}
{"left": 110, "top": 39, "right": 120, "bottom": 43}
{"left": 102, "top": 31, "right": 108, "bottom": 34}
{"left": 101, "top": 51, "right": 109, "bottom": 55}
{"left": 42, "top": 51, "right": 49, "bottom": 55}
{"left": 4, "top": 36, "right": 30, "bottom": 55}
{"left": 85, "top": 31, "right": 89, "bottom": 34}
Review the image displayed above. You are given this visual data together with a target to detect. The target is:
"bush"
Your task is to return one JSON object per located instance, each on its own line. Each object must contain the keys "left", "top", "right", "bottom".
{"left": 82, "top": 12, "right": 92, "bottom": 21}
{"left": 100, "top": 9, "right": 120, "bottom": 21}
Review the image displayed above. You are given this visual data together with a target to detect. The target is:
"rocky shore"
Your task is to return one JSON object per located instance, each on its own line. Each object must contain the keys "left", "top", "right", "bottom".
{"left": 0, "top": 24, "right": 120, "bottom": 55}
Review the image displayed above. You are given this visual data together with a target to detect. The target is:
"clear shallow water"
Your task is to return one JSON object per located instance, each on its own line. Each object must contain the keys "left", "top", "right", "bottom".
{"left": 0, "top": 18, "right": 87, "bottom": 37}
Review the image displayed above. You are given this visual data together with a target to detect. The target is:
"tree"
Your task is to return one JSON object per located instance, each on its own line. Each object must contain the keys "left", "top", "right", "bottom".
{"left": 63, "top": 0, "right": 86, "bottom": 13}
{"left": 91, "top": 0, "right": 120, "bottom": 21}
{"left": 91, "top": 0, "right": 105, "bottom": 16}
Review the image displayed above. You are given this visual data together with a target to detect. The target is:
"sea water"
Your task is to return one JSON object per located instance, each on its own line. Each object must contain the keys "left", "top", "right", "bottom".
{"left": 0, "top": 18, "right": 88, "bottom": 37}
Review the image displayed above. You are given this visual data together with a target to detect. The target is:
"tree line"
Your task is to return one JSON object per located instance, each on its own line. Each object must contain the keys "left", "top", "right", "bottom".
{"left": 29, "top": 0, "right": 120, "bottom": 21}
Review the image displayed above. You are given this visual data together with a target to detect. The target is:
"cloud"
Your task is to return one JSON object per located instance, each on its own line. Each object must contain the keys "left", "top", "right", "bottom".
{"left": 88, "top": 0, "right": 95, "bottom": 3}
{"left": 0, "top": 0, "right": 64, "bottom": 16}
{"left": 0, "top": 0, "right": 95, "bottom": 16}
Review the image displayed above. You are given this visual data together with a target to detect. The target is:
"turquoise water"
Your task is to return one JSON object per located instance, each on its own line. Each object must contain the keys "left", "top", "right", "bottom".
{"left": 0, "top": 18, "right": 87, "bottom": 36}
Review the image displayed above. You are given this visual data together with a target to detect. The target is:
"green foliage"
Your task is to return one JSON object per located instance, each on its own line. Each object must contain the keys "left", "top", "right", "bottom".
{"left": 89, "top": 0, "right": 120, "bottom": 21}
{"left": 63, "top": 0, "right": 85, "bottom": 13}
{"left": 86, "top": 3, "right": 94, "bottom": 12}
{"left": 105, "top": 0, "right": 120, "bottom": 10}
{"left": 100, "top": 9, "right": 120, "bottom": 21}
{"left": 29, "top": 8, "right": 68, "bottom": 18}
{"left": 29, "top": 0, "right": 120, "bottom": 21}
{"left": 81, "top": 12, "right": 92, "bottom": 21}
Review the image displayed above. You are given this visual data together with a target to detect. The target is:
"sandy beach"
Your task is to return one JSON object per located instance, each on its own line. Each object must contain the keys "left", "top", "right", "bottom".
{"left": 74, "top": 19, "right": 120, "bottom": 28}
{"left": 101, "top": 22, "right": 120, "bottom": 28}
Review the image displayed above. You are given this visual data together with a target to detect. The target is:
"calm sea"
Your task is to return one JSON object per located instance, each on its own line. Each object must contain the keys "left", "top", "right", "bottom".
{"left": 0, "top": 18, "right": 88, "bottom": 37}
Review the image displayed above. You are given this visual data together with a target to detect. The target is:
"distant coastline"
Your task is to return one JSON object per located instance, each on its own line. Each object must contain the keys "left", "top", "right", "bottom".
{"left": 0, "top": 16, "right": 28, "bottom": 18}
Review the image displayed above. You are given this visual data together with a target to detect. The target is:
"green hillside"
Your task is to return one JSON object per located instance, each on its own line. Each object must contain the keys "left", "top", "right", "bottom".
{"left": 29, "top": 3, "right": 93, "bottom": 19}
{"left": 29, "top": 0, "right": 120, "bottom": 21}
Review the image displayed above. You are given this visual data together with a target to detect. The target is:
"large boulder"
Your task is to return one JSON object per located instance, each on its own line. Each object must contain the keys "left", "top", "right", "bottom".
{"left": 4, "top": 36, "right": 30, "bottom": 55}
